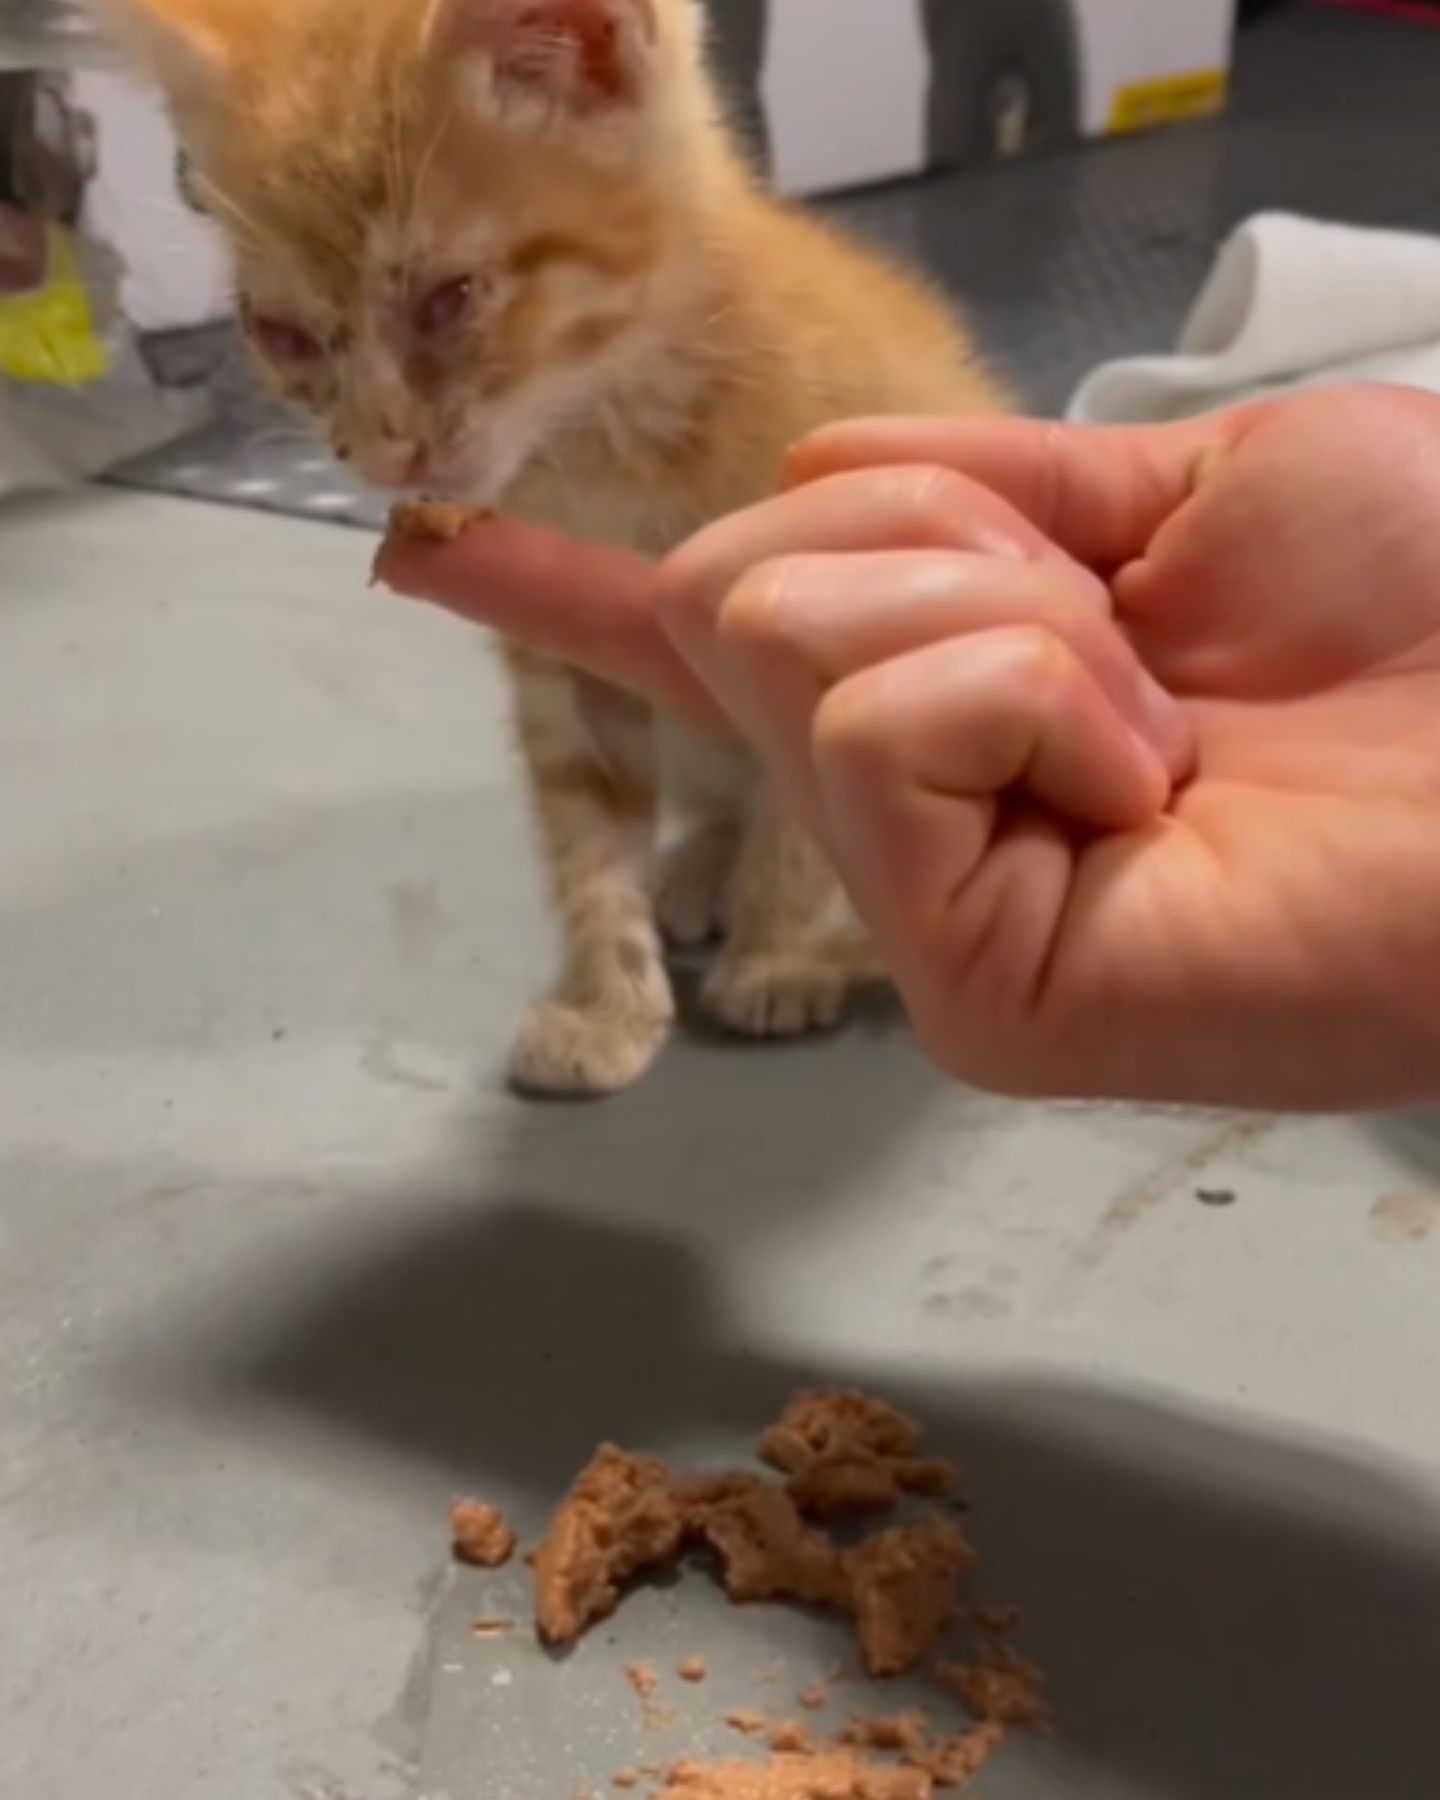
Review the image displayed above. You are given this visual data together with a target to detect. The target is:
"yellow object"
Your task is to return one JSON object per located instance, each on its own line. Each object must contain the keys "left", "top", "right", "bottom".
{"left": 0, "top": 225, "right": 109, "bottom": 387}
{"left": 1108, "top": 68, "right": 1229, "bottom": 136}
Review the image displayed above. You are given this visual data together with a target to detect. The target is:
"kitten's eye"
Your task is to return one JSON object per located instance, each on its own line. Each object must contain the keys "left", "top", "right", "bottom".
{"left": 249, "top": 314, "right": 325, "bottom": 365}
{"left": 413, "top": 276, "right": 476, "bottom": 342}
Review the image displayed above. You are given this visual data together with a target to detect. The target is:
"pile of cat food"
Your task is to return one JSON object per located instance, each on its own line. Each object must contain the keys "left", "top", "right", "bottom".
{"left": 450, "top": 1390, "right": 1047, "bottom": 1797}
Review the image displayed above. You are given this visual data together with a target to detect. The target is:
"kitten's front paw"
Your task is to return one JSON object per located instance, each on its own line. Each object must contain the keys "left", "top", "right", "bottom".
{"left": 507, "top": 1000, "right": 670, "bottom": 1099}
{"left": 702, "top": 951, "right": 849, "bottom": 1040}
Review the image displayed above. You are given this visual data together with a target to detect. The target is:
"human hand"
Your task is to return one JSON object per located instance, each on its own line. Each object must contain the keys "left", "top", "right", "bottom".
{"left": 378, "top": 386, "right": 1440, "bottom": 1110}
{"left": 669, "top": 385, "right": 1440, "bottom": 1108}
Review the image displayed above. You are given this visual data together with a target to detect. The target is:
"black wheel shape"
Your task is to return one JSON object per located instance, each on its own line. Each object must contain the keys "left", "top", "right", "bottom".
{"left": 920, "top": 0, "right": 1081, "bottom": 171}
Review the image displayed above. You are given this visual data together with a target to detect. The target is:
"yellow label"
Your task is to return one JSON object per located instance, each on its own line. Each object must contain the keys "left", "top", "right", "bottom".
{"left": 1108, "top": 68, "right": 1229, "bottom": 136}
{"left": 0, "top": 226, "right": 109, "bottom": 388}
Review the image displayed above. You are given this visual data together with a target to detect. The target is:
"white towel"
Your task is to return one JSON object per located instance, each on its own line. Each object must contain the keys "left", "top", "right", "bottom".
{"left": 1068, "top": 211, "right": 1440, "bottom": 426}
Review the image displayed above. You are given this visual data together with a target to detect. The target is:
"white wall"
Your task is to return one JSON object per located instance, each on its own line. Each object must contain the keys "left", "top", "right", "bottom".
{"left": 765, "top": 0, "right": 929, "bottom": 196}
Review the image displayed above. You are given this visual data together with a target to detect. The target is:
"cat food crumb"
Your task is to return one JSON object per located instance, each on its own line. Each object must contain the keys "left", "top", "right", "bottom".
{"left": 761, "top": 1392, "right": 919, "bottom": 1474}
{"left": 974, "top": 1605, "right": 1020, "bottom": 1637}
{"left": 626, "top": 1661, "right": 675, "bottom": 1729}
{"left": 798, "top": 1685, "right": 828, "bottom": 1711}
{"left": 935, "top": 1652, "right": 1047, "bottom": 1728}
{"left": 613, "top": 1772, "right": 640, "bottom": 1791}
{"left": 701, "top": 1483, "right": 850, "bottom": 1612}
{"left": 760, "top": 1392, "right": 958, "bottom": 1521}
{"left": 768, "top": 1722, "right": 813, "bottom": 1754}
{"left": 523, "top": 1393, "right": 971, "bottom": 1662}
{"left": 845, "top": 1520, "right": 974, "bottom": 1678}
{"left": 657, "top": 1756, "right": 932, "bottom": 1799}
{"left": 388, "top": 499, "right": 493, "bottom": 543}
{"left": 904, "top": 1724, "right": 1006, "bottom": 1790}
{"left": 627, "top": 1663, "right": 661, "bottom": 1701}
{"left": 679, "top": 1657, "right": 708, "bottom": 1683}
{"left": 450, "top": 1500, "right": 517, "bottom": 1569}
{"left": 840, "top": 1714, "right": 930, "bottom": 1755}
{"left": 725, "top": 1710, "right": 770, "bottom": 1737}
{"left": 471, "top": 1615, "right": 515, "bottom": 1637}
{"left": 532, "top": 1446, "right": 687, "bottom": 1645}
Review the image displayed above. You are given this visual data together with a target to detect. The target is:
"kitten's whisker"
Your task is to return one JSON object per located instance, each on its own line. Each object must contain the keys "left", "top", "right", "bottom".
{"left": 382, "top": 50, "right": 410, "bottom": 223}
{"left": 399, "top": 93, "right": 456, "bottom": 257}
{"left": 190, "top": 175, "right": 262, "bottom": 252}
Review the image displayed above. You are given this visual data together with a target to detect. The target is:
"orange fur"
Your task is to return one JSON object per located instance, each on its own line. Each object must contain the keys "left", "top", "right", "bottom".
{"left": 96, "top": 0, "right": 1008, "bottom": 1094}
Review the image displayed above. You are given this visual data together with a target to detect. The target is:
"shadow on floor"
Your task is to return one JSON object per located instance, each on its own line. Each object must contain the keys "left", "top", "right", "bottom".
{"left": 133, "top": 1185, "right": 1440, "bottom": 1800}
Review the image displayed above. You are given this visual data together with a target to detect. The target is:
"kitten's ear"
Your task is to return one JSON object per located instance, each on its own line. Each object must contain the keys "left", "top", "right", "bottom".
{"left": 431, "top": 0, "right": 661, "bottom": 118}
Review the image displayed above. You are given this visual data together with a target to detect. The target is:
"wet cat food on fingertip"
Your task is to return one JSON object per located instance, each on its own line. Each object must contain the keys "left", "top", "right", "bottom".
{"left": 388, "top": 499, "right": 498, "bottom": 545}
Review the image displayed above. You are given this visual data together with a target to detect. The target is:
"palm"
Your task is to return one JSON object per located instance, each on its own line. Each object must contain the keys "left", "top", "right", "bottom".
{"left": 1035, "top": 396, "right": 1440, "bottom": 1105}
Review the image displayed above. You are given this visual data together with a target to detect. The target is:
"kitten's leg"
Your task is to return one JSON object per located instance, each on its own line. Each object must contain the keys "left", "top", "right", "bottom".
{"left": 703, "top": 786, "right": 875, "bottom": 1038}
{"left": 656, "top": 816, "right": 743, "bottom": 949}
{"left": 504, "top": 647, "right": 673, "bottom": 1096}
{"left": 652, "top": 723, "right": 751, "bottom": 949}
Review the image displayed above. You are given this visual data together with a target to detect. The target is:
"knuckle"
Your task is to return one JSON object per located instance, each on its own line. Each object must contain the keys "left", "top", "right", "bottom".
{"left": 885, "top": 463, "right": 972, "bottom": 538}
{"left": 996, "top": 624, "right": 1076, "bottom": 702}
{"left": 811, "top": 671, "right": 899, "bottom": 773}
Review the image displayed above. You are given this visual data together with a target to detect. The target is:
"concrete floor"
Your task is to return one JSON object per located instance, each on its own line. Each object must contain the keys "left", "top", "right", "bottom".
{"left": 4, "top": 488, "right": 1440, "bottom": 1800}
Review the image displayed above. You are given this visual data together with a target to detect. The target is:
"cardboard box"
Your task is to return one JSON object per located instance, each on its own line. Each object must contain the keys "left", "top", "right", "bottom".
{"left": 705, "top": 0, "right": 1238, "bottom": 197}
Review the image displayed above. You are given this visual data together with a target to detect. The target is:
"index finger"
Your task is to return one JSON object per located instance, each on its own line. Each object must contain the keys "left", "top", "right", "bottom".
{"left": 373, "top": 513, "right": 729, "bottom": 733}
{"left": 787, "top": 411, "right": 1254, "bottom": 574}
{"left": 657, "top": 461, "right": 1112, "bottom": 682}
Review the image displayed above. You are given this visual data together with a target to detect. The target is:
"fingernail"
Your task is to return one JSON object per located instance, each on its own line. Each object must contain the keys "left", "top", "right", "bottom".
{"left": 779, "top": 443, "right": 813, "bottom": 490}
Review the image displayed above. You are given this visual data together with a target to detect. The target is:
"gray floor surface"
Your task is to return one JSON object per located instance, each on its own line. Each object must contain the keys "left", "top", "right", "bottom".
{"left": 4, "top": 491, "right": 1440, "bottom": 1800}
{"left": 11, "top": 4, "right": 1440, "bottom": 1796}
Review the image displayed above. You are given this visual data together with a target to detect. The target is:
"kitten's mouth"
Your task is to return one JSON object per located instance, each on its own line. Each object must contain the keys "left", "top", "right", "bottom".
{"left": 426, "top": 436, "right": 535, "bottom": 511}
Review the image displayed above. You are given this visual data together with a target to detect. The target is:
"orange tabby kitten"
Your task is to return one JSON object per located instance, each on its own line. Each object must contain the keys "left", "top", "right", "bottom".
{"left": 97, "top": 0, "right": 1008, "bottom": 1095}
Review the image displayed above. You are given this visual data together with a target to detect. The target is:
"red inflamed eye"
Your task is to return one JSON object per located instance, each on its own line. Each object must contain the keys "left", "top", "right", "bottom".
{"left": 249, "top": 314, "right": 325, "bottom": 364}
{"left": 413, "top": 276, "right": 475, "bottom": 341}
